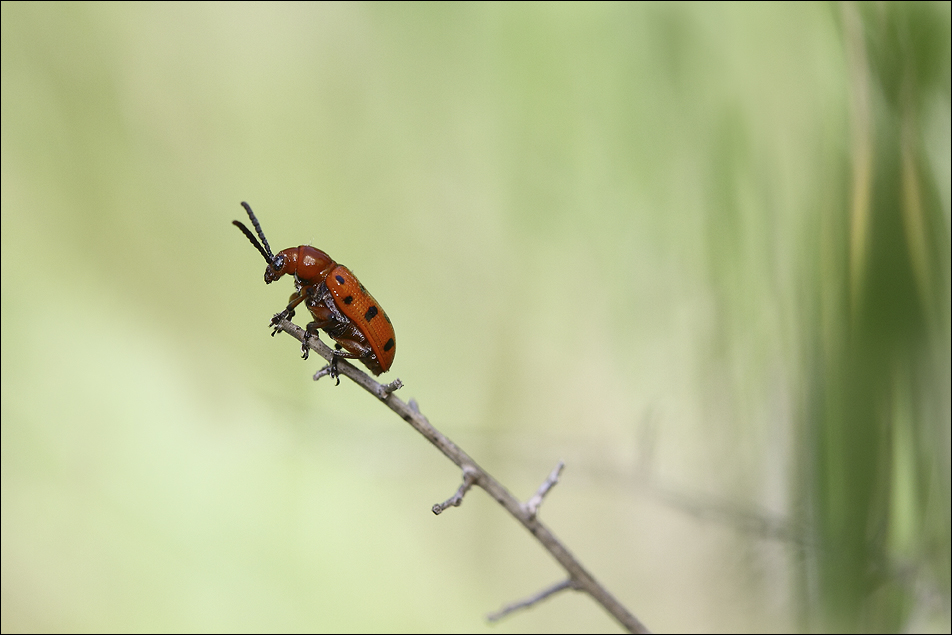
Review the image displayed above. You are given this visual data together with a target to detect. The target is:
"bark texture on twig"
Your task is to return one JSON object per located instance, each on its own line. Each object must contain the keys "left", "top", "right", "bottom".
{"left": 273, "top": 318, "right": 650, "bottom": 634}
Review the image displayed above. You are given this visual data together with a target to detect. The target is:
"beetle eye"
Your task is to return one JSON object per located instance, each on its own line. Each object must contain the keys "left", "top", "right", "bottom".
{"left": 272, "top": 255, "right": 285, "bottom": 272}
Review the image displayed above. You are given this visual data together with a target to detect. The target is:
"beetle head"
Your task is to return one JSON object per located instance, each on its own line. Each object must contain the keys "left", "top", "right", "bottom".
{"left": 264, "top": 250, "right": 294, "bottom": 284}
{"left": 233, "top": 201, "right": 283, "bottom": 282}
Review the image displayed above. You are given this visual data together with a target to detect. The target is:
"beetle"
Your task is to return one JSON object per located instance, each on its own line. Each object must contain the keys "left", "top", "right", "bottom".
{"left": 232, "top": 202, "right": 396, "bottom": 380}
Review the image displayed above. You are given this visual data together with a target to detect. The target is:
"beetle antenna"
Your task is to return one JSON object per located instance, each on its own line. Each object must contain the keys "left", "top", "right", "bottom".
{"left": 233, "top": 202, "right": 277, "bottom": 266}
{"left": 240, "top": 201, "right": 274, "bottom": 261}
{"left": 232, "top": 220, "right": 274, "bottom": 266}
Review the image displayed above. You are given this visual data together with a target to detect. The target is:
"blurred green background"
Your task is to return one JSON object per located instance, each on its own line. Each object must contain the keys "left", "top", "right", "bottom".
{"left": 2, "top": 2, "right": 949, "bottom": 632}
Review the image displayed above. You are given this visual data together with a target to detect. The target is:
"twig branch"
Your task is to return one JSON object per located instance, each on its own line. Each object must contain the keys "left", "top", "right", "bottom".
{"left": 272, "top": 318, "right": 650, "bottom": 634}
{"left": 433, "top": 466, "right": 478, "bottom": 515}
{"left": 523, "top": 460, "right": 565, "bottom": 520}
{"left": 487, "top": 578, "right": 580, "bottom": 622}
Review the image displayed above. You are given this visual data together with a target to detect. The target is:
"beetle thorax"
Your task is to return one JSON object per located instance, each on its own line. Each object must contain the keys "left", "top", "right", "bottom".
{"left": 295, "top": 246, "right": 336, "bottom": 284}
{"left": 264, "top": 245, "right": 335, "bottom": 285}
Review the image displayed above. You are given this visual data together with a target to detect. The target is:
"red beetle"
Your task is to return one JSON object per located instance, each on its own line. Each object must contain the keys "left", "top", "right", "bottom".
{"left": 233, "top": 202, "right": 396, "bottom": 378}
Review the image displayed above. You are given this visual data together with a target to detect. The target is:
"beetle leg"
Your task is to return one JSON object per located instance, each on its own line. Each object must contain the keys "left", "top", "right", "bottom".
{"left": 301, "top": 321, "right": 329, "bottom": 360}
{"left": 271, "top": 291, "right": 307, "bottom": 335}
{"left": 302, "top": 328, "right": 370, "bottom": 363}
{"left": 312, "top": 342, "right": 366, "bottom": 386}
{"left": 330, "top": 338, "right": 371, "bottom": 359}
{"left": 330, "top": 334, "right": 382, "bottom": 375}
{"left": 313, "top": 354, "right": 342, "bottom": 386}
{"left": 325, "top": 344, "right": 363, "bottom": 384}
{"left": 302, "top": 299, "right": 335, "bottom": 360}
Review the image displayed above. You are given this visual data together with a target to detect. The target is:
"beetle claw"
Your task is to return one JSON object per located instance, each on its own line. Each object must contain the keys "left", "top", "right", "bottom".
{"left": 271, "top": 308, "right": 295, "bottom": 327}
{"left": 270, "top": 311, "right": 291, "bottom": 337}
{"left": 301, "top": 325, "right": 321, "bottom": 360}
{"left": 312, "top": 356, "right": 341, "bottom": 386}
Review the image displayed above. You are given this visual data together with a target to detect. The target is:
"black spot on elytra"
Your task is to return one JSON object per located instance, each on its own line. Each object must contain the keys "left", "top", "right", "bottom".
{"left": 335, "top": 275, "right": 345, "bottom": 285}
{"left": 383, "top": 338, "right": 394, "bottom": 352}
{"left": 364, "top": 306, "right": 378, "bottom": 321}
{"left": 343, "top": 295, "right": 353, "bottom": 305}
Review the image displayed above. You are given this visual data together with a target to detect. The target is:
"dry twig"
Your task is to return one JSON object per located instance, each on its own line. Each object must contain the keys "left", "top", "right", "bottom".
{"left": 272, "top": 318, "right": 650, "bottom": 633}
{"left": 487, "top": 578, "right": 580, "bottom": 622}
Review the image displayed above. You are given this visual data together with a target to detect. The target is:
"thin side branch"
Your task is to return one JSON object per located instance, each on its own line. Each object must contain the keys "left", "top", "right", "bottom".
{"left": 487, "top": 578, "right": 580, "bottom": 622}
{"left": 433, "top": 466, "right": 478, "bottom": 515}
{"left": 273, "top": 318, "right": 650, "bottom": 634}
{"left": 523, "top": 460, "right": 565, "bottom": 520}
